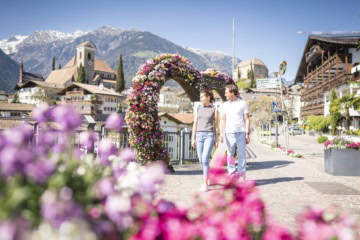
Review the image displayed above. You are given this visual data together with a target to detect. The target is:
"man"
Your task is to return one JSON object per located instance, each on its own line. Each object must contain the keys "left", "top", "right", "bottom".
{"left": 220, "top": 85, "right": 250, "bottom": 181}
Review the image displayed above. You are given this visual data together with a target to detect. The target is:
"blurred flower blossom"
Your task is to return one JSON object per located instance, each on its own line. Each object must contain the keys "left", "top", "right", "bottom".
{"left": 105, "top": 113, "right": 123, "bottom": 131}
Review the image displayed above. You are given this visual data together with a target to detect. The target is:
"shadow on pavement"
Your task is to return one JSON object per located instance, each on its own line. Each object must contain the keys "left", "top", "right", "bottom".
{"left": 170, "top": 170, "right": 203, "bottom": 175}
{"left": 255, "top": 177, "right": 304, "bottom": 186}
{"left": 247, "top": 160, "right": 294, "bottom": 171}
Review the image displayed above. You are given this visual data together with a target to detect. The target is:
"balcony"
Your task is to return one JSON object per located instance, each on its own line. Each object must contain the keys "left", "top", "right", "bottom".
{"left": 304, "top": 54, "right": 347, "bottom": 84}
{"left": 66, "top": 91, "right": 84, "bottom": 95}
{"left": 301, "top": 103, "right": 324, "bottom": 116}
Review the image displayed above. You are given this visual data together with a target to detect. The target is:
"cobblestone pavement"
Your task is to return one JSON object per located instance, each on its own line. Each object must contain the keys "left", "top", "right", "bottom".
{"left": 158, "top": 139, "right": 360, "bottom": 233}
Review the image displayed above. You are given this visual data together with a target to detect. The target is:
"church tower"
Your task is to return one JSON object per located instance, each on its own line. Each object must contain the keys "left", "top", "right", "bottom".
{"left": 76, "top": 41, "right": 96, "bottom": 84}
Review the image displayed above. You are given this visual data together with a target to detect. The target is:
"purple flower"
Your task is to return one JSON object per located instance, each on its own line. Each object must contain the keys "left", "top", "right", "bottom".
{"left": 41, "top": 188, "right": 83, "bottom": 228}
{"left": 51, "top": 105, "right": 82, "bottom": 132}
{"left": 98, "top": 138, "right": 118, "bottom": 166}
{"left": 80, "top": 131, "right": 97, "bottom": 152}
{"left": 25, "top": 157, "right": 56, "bottom": 183}
{"left": 0, "top": 218, "right": 29, "bottom": 240}
{"left": 104, "top": 193, "right": 133, "bottom": 230}
{"left": 2, "top": 124, "right": 34, "bottom": 146}
{"left": 105, "top": 113, "right": 123, "bottom": 131}
{"left": 0, "top": 147, "right": 31, "bottom": 178}
{"left": 120, "top": 148, "right": 136, "bottom": 162}
{"left": 139, "top": 163, "right": 165, "bottom": 194}
{"left": 94, "top": 177, "right": 115, "bottom": 199}
{"left": 32, "top": 103, "right": 52, "bottom": 123}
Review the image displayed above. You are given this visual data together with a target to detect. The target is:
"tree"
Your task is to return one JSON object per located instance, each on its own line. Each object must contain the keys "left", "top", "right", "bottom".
{"left": 12, "top": 93, "right": 19, "bottom": 103}
{"left": 339, "top": 93, "right": 360, "bottom": 130}
{"left": 329, "top": 88, "right": 341, "bottom": 135}
{"left": 236, "top": 80, "right": 250, "bottom": 90}
{"left": 77, "top": 63, "right": 86, "bottom": 83}
{"left": 58, "top": 64, "right": 62, "bottom": 70}
{"left": 52, "top": 57, "right": 55, "bottom": 71}
{"left": 248, "top": 63, "right": 256, "bottom": 88}
{"left": 237, "top": 67, "right": 241, "bottom": 81}
{"left": 116, "top": 53, "right": 125, "bottom": 92}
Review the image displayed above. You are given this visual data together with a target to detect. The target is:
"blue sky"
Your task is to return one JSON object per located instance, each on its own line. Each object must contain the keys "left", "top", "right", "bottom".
{"left": 1, "top": 0, "right": 359, "bottom": 80}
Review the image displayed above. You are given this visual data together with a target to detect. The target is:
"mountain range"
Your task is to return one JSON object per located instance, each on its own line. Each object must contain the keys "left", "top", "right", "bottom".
{"left": 0, "top": 26, "right": 241, "bottom": 92}
{"left": 0, "top": 48, "right": 19, "bottom": 92}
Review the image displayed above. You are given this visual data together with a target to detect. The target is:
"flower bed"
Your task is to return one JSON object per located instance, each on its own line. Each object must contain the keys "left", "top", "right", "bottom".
{"left": 0, "top": 105, "right": 357, "bottom": 239}
{"left": 324, "top": 137, "right": 360, "bottom": 176}
{"left": 324, "top": 137, "right": 360, "bottom": 150}
{"left": 259, "top": 140, "right": 303, "bottom": 158}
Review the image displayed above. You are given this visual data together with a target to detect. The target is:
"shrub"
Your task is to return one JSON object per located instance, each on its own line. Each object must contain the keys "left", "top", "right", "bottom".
{"left": 317, "top": 136, "right": 328, "bottom": 143}
{"left": 308, "top": 115, "right": 331, "bottom": 132}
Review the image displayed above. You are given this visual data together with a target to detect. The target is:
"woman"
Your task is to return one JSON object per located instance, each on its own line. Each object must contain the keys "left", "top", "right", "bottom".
{"left": 192, "top": 90, "right": 218, "bottom": 192}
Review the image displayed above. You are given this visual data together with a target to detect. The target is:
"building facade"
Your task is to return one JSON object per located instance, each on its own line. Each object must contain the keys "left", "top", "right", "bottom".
{"left": 46, "top": 41, "right": 117, "bottom": 89}
{"left": 235, "top": 58, "right": 269, "bottom": 82}
{"left": 15, "top": 81, "right": 63, "bottom": 105}
{"left": 57, "top": 82, "right": 122, "bottom": 120}
{"left": 295, "top": 35, "right": 360, "bottom": 125}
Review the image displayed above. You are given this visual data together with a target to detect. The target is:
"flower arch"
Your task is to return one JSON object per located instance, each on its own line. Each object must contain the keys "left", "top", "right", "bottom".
{"left": 125, "top": 54, "right": 232, "bottom": 169}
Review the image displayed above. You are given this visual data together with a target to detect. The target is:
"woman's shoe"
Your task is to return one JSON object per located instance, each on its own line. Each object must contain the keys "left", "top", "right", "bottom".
{"left": 199, "top": 183, "right": 209, "bottom": 192}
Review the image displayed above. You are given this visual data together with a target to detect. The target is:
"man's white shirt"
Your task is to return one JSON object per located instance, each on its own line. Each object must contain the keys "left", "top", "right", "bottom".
{"left": 222, "top": 98, "right": 248, "bottom": 133}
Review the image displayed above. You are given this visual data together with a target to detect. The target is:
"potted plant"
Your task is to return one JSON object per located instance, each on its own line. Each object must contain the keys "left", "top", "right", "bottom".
{"left": 324, "top": 137, "right": 360, "bottom": 176}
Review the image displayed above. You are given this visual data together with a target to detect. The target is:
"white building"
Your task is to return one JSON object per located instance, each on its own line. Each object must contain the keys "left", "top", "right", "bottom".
{"left": 57, "top": 82, "right": 123, "bottom": 121}
{"left": 323, "top": 83, "right": 360, "bottom": 128}
{"left": 15, "top": 81, "right": 63, "bottom": 105}
{"left": 321, "top": 48, "right": 360, "bottom": 128}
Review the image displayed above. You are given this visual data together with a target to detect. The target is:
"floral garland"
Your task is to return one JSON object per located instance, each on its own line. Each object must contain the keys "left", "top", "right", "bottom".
{"left": 125, "top": 54, "right": 204, "bottom": 167}
{"left": 201, "top": 68, "right": 229, "bottom": 80}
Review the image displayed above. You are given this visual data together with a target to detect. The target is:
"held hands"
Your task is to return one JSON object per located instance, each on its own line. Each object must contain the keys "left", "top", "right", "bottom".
{"left": 220, "top": 134, "right": 224, "bottom": 143}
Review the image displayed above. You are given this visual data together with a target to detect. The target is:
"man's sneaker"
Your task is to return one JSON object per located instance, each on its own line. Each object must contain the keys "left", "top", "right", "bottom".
{"left": 199, "top": 183, "right": 209, "bottom": 192}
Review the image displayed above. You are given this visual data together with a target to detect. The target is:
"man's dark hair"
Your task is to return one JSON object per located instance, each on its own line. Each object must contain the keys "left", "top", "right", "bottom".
{"left": 225, "top": 84, "right": 239, "bottom": 96}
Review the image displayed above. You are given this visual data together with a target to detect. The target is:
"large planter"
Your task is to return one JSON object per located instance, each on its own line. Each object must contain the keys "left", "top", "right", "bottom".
{"left": 324, "top": 149, "right": 360, "bottom": 176}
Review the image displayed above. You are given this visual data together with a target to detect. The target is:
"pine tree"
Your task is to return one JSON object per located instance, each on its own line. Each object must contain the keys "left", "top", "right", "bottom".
{"left": 116, "top": 53, "right": 125, "bottom": 92}
{"left": 52, "top": 57, "right": 55, "bottom": 71}
{"left": 329, "top": 88, "right": 341, "bottom": 135}
{"left": 237, "top": 67, "right": 241, "bottom": 81}
{"left": 250, "top": 63, "right": 256, "bottom": 88}
{"left": 58, "top": 64, "right": 62, "bottom": 69}
{"left": 77, "top": 63, "right": 86, "bottom": 83}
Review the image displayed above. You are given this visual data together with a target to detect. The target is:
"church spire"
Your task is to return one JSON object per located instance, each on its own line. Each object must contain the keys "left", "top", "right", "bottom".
{"left": 19, "top": 58, "right": 23, "bottom": 84}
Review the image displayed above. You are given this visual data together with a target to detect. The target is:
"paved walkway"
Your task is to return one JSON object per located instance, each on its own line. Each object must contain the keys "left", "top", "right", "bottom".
{"left": 158, "top": 139, "right": 360, "bottom": 233}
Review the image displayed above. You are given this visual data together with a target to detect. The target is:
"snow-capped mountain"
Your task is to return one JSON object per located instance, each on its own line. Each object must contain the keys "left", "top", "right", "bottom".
{"left": 0, "top": 30, "right": 89, "bottom": 54}
{"left": 0, "top": 26, "right": 241, "bottom": 92}
{"left": 186, "top": 47, "right": 241, "bottom": 74}
{"left": 0, "top": 35, "right": 28, "bottom": 54}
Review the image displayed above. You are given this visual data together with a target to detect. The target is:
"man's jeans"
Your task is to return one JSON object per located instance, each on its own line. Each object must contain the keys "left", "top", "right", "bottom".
{"left": 196, "top": 132, "right": 215, "bottom": 178}
{"left": 225, "top": 132, "right": 246, "bottom": 175}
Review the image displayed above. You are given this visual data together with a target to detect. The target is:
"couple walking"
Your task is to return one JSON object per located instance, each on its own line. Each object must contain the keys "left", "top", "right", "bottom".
{"left": 191, "top": 85, "right": 250, "bottom": 192}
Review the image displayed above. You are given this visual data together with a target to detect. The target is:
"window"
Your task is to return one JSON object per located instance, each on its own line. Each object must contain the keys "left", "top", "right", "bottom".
{"left": 79, "top": 52, "right": 82, "bottom": 59}
{"left": 88, "top": 53, "right": 91, "bottom": 60}
{"left": 164, "top": 121, "right": 167, "bottom": 124}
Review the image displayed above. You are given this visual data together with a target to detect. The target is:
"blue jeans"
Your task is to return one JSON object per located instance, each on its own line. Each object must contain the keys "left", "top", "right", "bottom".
{"left": 196, "top": 132, "right": 215, "bottom": 178}
{"left": 225, "top": 132, "right": 246, "bottom": 175}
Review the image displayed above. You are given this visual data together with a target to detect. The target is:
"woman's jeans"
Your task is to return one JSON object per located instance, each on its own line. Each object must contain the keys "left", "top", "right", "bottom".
{"left": 225, "top": 132, "right": 246, "bottom": 175}
{"left": 196, "top": 132, "right": 215, "bottom": 178}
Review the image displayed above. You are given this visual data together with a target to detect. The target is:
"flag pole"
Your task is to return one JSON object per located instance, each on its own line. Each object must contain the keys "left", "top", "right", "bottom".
{"left": 232, "top": 18, "right": 235, "bottom": 80}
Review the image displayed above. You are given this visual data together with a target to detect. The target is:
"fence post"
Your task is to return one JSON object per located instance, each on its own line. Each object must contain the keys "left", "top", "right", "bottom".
{"left": 180, "top": 130, "right": 185, "bottom": 165}
{"left": 33, "top": 122, "right": 39, "bottom": 146}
